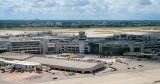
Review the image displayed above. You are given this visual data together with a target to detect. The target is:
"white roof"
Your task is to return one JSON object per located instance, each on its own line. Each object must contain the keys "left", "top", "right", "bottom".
{"left": 0, "top": 58, "right": 41, "bottom": 66}
{"left": 0, "top": 58, "right": 5, "bottom": 61}
{"left": 26, "top": 57, "right": 102, "bottom": 69}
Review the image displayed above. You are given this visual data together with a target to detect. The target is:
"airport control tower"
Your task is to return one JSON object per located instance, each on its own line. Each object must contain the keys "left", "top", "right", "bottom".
{"left": 78, "top": 31, "right": 87, "bottom": 41}
{"left": 78, "top": 31, "right": 87, "bottom": 54}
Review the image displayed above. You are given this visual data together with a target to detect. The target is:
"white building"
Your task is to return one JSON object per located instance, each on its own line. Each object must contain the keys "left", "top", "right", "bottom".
{"left": 25, "top": 57, "right": 105, "bottom": 74}
{"left": 0, "top": 58, "right": 41, "bottom": 71}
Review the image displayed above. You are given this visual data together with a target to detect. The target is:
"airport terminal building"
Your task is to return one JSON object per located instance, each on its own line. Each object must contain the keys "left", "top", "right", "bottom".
{"left": 0, "top": 31, "right": 160, "bottom": 56}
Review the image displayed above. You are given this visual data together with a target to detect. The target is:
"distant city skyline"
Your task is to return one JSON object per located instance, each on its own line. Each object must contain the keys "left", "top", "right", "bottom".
{"left": 0, "top": 0, "right": 160, "bottom": 20}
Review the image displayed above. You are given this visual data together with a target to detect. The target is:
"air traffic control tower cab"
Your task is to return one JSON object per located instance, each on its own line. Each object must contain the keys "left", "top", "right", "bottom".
{"left": 78, "top": 31, "right": 87, "bottom": 41}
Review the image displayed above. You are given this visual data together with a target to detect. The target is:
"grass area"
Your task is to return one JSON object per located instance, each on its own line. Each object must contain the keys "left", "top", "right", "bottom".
{"left": 94, "top": 28, "right": 154, "bottom": 35}
{"left": 0, "top": 27, "right": 160, "bottom": 36}
{"left": 0, "top": 28, "right": 92, "bottom": 31}
{"left": 96, "top": 32, "right": 122, "bottom": 35}
{"left": 119, "top": 29, "right": 144, "bottom": 32}
{"left": 100, "top": 26, "right": 160, "bottom": 32}
{"left": 96, "top": 28, "right": 143, "bottom": 32}
{"left": 0, "top": 26, "right": 160, "bottom": 31}
{"left": 53, "top": 32, "right": 78, "bottom": 34}
{"left": 68, "top": 28, "right": 91, "bottom": 31}
{"left": 0, "top": 29, "right": 52, "bottom": 31}
{"left": 109, "top": 26, "right": 160, "bottom": 29}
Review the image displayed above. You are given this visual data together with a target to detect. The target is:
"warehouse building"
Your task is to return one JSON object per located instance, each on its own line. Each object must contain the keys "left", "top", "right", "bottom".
{"left": 25, "top": 57, "right": 105, "bottom": 74}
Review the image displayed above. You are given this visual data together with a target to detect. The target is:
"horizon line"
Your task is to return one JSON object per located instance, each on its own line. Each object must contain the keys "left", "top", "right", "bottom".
{"left": 0, "top": 19, "right": 160, "bottom": 21}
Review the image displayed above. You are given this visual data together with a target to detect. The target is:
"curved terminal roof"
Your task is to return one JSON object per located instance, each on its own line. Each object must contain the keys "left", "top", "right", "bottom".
{"left": 26, "top": 57, "right": 103, "bottom": 69}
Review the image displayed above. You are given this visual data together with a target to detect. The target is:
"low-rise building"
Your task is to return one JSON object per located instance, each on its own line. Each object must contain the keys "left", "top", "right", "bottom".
{"left": 25, "top": 57, "right": 105, "bottom": 74}
{"left": 0, "top": 58, "right": 41, "bottom": 71}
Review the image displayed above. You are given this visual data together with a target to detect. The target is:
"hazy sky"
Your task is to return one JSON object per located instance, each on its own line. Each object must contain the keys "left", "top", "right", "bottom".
{"left": 0, "top": 0, "right": 160, "bottom": 20}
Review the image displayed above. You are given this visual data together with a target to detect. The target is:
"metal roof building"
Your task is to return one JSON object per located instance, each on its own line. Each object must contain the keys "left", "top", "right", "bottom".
{"left": 0, "top": 58, "right": 41, "bottom": 71}
{"left": 25, "top": 57, "right": 105, "bottom": 74}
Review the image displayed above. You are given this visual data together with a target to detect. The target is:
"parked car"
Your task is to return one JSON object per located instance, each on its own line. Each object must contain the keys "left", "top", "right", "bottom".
{"left": 53, "top": 77, "right": 57, "bottom": 80}
{"left": 137, "top": 58, "right": 141, "bottom": 61}
{"left": 65, "top": 72, "right": 75, "bottom": 76}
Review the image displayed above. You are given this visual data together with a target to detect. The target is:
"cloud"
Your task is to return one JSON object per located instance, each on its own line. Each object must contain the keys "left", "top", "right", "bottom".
{"left": 139, "top": 0, "right": 152, "bottom": 5}
{"left": 0, "top": 0, "right": 160, "bottom": 20}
